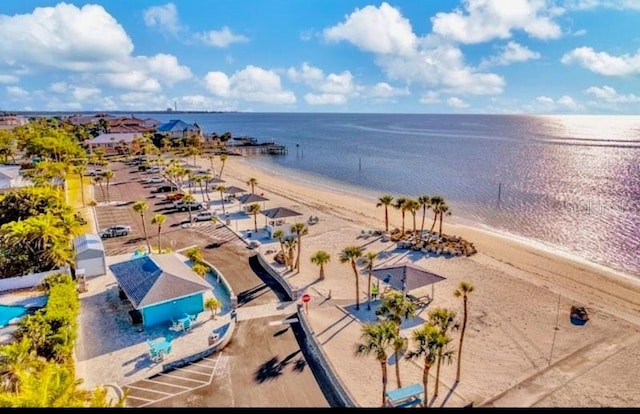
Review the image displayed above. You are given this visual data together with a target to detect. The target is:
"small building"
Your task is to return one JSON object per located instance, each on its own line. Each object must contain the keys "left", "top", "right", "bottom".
{"left": 0, "top": 165, "right": 32, "bottom": 190}
{"left": 261, "top": 207, "right": 303, "bottom": 239}
{"left": 157, "top": 119, "right": 202, "bottom": 140}
{"left": 108, "top": 253, "right": 211, "bottom": 328}
{"left": 73, "top": 234, "right": 107, "bottom": 278}
{"left": 0, "top": 113, "right": 28, "bottom": 130}
{"left": 89, "top": 132, "right": 143, "bottom": 155}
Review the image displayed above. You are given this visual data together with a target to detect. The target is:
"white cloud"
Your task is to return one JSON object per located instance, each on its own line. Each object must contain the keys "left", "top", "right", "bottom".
{"left": 195, "top": 26, "right": 249, "bottom": 48}
{"left": 118, "top": 92, "right": 169, "bottom": 110}
{"left": 6, "top": 86, "right": 28, "bottom": 97}
{"left": 323, "top": 4, "right": 505, "bottom": 96}
{"left": 366, "top": 82, "right": 410, "bottom": 99}
{"left": 143, "top": 3, "right": 183, "bottom": 36}
{"left": 287, "top": 63, "right": 359, "bottom": 105}
{"left": 585, "top": 85, "right": 640, "bottom": 103}
{"left": 204, "top": 65, "right": 296, "bottom": 104}
{"left": 323, "top": 2, "right": 417, "bottom": 56}
{"left": 0, "top": 3, "right": 133, "bottom": 71}
{"left": 173, "top": 94, "right": 234, "bottom": 111}
{"left": 135, "top": 53, "right": 192, "bottom": 85}
{"left": 420, "top": 91, "right": 441, "bottom": 104}
{"left": 447, "top": 97, "right": 469, "bottom": 108}
{"left": 573, "top": 29, "right": 587, "bottom": 36}
{"left": 534, "top": 95, "right": 581, "bottom": 111}
{"left": 99, "top": 72, "right": 162, "bottom": 92}
{"left": 431, "top": 0, "right": 563, "bottom": 44}
{"left": 304, "top": 93, "right": 347, "bottom": 105}
{"left": 480, "top": 41, "right": 540, "bottom": 67}
{"left": 561, "top": 47, "right": 640, "bottom": 76}
{"left": 0, "top": 74, "right": 18, "bottom": 84}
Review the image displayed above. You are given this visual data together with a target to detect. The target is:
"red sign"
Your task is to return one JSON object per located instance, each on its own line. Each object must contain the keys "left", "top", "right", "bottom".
{"left": 301, "top": 294, "right": 311, "bottom": 303}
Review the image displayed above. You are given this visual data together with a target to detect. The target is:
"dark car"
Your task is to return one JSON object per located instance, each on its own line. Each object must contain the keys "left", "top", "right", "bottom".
{"left": 154, "top": 184, "right": 178, "bottom": 193}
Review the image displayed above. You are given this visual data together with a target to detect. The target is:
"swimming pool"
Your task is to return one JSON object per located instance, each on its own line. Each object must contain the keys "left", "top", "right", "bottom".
{"left": 0, "top": 304, "right": 28, "bottom": 327}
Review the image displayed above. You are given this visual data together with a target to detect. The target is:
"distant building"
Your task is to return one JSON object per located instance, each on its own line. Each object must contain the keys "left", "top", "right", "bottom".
{"left": 0, "top": 165, "right": 32, "bottom": 190}
{"left": 89, "top": 132, "right": 143, "bottom": 155}
{"left": 68, "top": 113, "right": 114, "bottom": 126}
{"left": 107, "top": 115, "right": 158, "bottom": 134}
{"left": 156, "top": 119, "right": 202, "bottom": 140}
{"left": 0, "top": 113, "right": 28, "bottom": 130}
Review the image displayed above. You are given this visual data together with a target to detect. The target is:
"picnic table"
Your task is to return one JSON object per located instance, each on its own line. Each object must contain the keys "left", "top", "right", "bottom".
{"left": 385, "top": 383, "right": 424, "bottom": 407}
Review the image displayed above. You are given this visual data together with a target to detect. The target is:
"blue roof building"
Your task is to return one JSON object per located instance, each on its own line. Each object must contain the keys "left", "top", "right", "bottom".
{"left": 109, "top": 253, "right": 211, "bottom": 328}
{"left": 156, "top": 119, "right": 202, "bottom": 139}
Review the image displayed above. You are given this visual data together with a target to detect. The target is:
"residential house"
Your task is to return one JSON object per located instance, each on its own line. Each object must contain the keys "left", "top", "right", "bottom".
{"left": 107, "top": 115, "right": 158, "bottom": 134}
{"left": 0, "top": 113, "right": 28, "bottom": 130}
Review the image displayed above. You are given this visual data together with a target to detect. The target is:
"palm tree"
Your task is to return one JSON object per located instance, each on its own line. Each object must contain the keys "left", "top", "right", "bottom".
{"left": 193, "top": 175, "right": 206, "bottom": 203}
{"left": 404, "top": 199, "right": 420, "bottom": 238}
{"left": 247, "top": 177, "right": 258, "bottom": 194}
{"left": 391, "top": 332, "right": 408, "bottom": 388}
{"left": 218, "top": 154, "right": 228, "bottom": 178}
{"left": 417, "top": 195, "right": 431, "bottom": 240}
{"left": 273, "top": 229, "right": 286, "bottom": 266}
{"left": 428, "top": 196, "right": 445, "bottom": 242}
{"left": 453, "top": 281, "right": 474, "bottom": 383}
{"left": 204, "top": 297, "right": 222, "bottom": 319}
{"left": 393, "top": 197, "right": 408, "bottom": 236}
{"left": 283, "top": 236, "right": 297, "bottom": 271}
{"left": 182, "top": 193, "right": 197, "bottom": 223}
{"left": 310, "top": 250, "right": 330, "bottom": 280}
{"left": 93, "top": 175, "right": 105, "bottom": 202}
{"left": 339, "top": 245, "right": 364, "bottom": 310}
{"left": 74, "top": 163, "right": 87, "bottom": 207}
{"left": 248, "top": 203, "right": 261, "bottom": 232}
{"left": 0, "top": 336, "right": 35, "bottom": 393}
{"left": 151, "top": 214, "right": 166, "bottom": 253}
{"left": 354, "top": 321, "right": 396, "bottom": 407}
{"left": 376, "top": 195, "right": 394, "bottom": 233}
{"left": 361, "top": 251, "right": 377, "bottom": 311}
{"left": 438, "top": 201, "right": 451, "bottom": 238}
{"left": 132, "top": 200, "right": 151, "bottom": 254}
{"left": 291, "top": 222, "right": 308, "bottom": 272}
{"left": 376, "top": 290, "right": 417, "bottom": 388}
{"left": 207, "top": 154, "right": 216, "bottom": 176}
{"left": 428, "top": 307, "right": 459, "bottom": 397}
{"left": 215, "top": 185, "right": 227, "bottom": 215}
{"left": 405, "top": 323, "right": 442, "bottom": 405}
{"left": 185, "top": 246, "right": 203, "bottom": 264}
{"left": 104, "top": 170, "right": 113, "bottom": 204}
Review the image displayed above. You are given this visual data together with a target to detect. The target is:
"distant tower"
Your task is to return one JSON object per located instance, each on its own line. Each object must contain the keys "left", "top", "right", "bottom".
{"left": 174, "top": 101, "right": 178, "bottom": 112}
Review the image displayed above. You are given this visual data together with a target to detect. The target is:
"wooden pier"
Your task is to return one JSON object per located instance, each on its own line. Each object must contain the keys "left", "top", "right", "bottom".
{"left": 225, "top": 142, "right": 287, "bottom": 156}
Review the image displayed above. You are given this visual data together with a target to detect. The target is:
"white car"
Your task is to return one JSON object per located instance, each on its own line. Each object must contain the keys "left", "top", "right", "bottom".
{"left": 143, "top": 176, "right": 164, "bottom": 184}
{"left": 193, "top": 211, "right": 215, "bottom": 222}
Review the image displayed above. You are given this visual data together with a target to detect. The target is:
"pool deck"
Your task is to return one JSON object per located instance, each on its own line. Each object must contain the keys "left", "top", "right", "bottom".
{"left": 0, "top": 289, "right": 48, "bottom": 344}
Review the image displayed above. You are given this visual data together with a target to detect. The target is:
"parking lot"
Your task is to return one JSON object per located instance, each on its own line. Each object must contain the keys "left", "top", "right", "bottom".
{"left": 88, "top": 158, "right": 330, "bottom": 407}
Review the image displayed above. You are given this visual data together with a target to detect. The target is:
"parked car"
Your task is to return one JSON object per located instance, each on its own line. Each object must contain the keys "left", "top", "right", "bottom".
{"left": 174, "top": 200, "right": 203, "bottom": 211}
{"left": 145, "top": 166, "right": 162, "bottom": 174}
{"left": 99, "top": 225, "right": 131, "bottom": 238}
{"left": 154, "top": 184, "right": 178, "bottom": 193}
{"left": 166, "top": 192, "right": 185, "bottom": 201}
{"left": 143, "top": 176, "right": 164, "bottom": 184}
{"left": 193, "top": 211, "right": 215, "bottom": 222}
{"left": 86, "top": 168, "right": 107, "bottom": 176}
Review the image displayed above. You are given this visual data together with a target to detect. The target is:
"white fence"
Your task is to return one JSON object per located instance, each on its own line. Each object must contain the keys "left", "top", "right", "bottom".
{"left": 0, "top": 267, "right": 68, "bottom": 292}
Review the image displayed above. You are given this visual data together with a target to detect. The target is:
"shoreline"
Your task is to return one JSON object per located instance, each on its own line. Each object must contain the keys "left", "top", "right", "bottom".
{"left": 205, "top": 154, "right": 640, "bottom": 407}
{"left": 236, "top": 156, "right": 640, "bottom": 283}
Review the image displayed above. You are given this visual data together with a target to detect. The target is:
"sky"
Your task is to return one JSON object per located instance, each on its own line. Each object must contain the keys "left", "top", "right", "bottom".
{"left": 0, "top": 0, "right": 639, "bottom": 114}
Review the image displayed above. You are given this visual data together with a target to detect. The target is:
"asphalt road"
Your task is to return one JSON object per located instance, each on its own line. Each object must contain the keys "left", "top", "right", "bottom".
{"left": 94, "top": 159, "right": 329, "bottom": 407}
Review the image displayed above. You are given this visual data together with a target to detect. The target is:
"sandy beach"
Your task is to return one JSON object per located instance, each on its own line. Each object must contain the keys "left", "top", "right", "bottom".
{"left": 198, "top": 154, "right": 640, "bottom": 407}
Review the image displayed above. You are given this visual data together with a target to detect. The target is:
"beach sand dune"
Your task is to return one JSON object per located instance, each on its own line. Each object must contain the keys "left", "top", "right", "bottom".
{"left": 202, "top": 156, "right": 640, "bottom": 407}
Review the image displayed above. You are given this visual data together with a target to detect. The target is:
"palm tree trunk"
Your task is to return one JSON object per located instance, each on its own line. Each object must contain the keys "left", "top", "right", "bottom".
{"left": 456, "top": 296, "right": 468, "bottom": 383}
{"left": 438, "top": 212, "right": 443, "bottom": 238}
{"left": 395, "top": 349, "right": 402, "bottom": 388}
{"left": 384, "top": 206, "right": 389, "bottom": 232}
{"left": 367, "top": 271, "right": 372, "bottom": 311}
{"left": 141, "top": 215, "right": 151, "bottom": 254}
{"left": 422, "top": 363, "right": 430, "bottom": 407}
{"left": 253, "top": 213, "right": 258, "bottom": 232}
{"left": 420, "top": 207, "right": 426, "bottom": 239}
{"left": 428, "top": 212, "right": 438, "bottom": 242}
{"left": 412, "top": 213, "right": 417, "bottom": 238}
{"left": 352, "top": 262, "right": 360, "bottom": 310}
{"left": 295, "top": 234, "right": 302, "bottom": 271}
{"left": 401, "top": 212, "right": 406, "bottom": 235}
{"left": 434, "top": 350, "right": 443, "bottom": 397}
{"left": 319, "top": 264, "right": 325, "bottom": 280}
{"left": 157, "top": 226, "right": 162, "bottom": 252}
{"left": 381, "top": 361, "right": 388, "bottom": 407}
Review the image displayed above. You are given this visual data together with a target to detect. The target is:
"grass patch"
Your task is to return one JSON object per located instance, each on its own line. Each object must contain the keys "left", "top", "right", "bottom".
{"left": 66, "top": 174, "right": 92, "bottom": 233}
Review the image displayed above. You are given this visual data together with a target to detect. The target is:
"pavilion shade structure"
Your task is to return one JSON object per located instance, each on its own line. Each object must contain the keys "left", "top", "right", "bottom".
{"left": 237, "top": 193, "right": 269, "bottom": 204}
{"left": 224, "top": 186, "right": 247, "bottom": 195}
{"left": 371, "top": 263, "right": 445, "bottom": 293}
{"left": 261, "top": 207, "right": 303, "bottom": 220}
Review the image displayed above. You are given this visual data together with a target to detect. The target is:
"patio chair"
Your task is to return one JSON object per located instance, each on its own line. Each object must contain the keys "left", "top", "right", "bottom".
{"left": 148, "top": 346, "right": 163, "bottom": 362}
{"left": 185, "top": 313, "right": 197, "bottom": 322}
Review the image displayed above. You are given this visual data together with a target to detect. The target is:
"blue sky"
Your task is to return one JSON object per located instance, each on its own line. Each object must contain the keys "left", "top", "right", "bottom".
{"left": 1, "top": 0, "right": 639, "bottom": 114}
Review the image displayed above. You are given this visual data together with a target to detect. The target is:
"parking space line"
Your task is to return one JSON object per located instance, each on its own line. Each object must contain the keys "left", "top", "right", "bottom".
{"left": 125, "top": 395, "right": 156, "bottom": 403}
{"left": 125, "top": 385, "right": 173, "bottom": 396}
{"left": 140, "top": 379, "right": 191, "bottom": 390}
{"left": 157, "top": 372, "right": 209, "bottom": 384}
{"left": 175, "top": 367, "right": 212, "bottom": 377}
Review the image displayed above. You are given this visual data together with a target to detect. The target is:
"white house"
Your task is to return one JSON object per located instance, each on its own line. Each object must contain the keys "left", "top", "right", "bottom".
{"left": 0, "top": 165, "right": 31, "bottom": 190}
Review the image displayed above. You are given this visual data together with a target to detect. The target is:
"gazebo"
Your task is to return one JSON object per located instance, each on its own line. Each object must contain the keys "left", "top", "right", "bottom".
{"left": 371, "top": 263, "right": 445, "bottom": 301}
{"left": 237, "top": 192, "right": 269, "bottom": 213}
{"left": 261, "top": 207, "right": 303, "bottom": 238}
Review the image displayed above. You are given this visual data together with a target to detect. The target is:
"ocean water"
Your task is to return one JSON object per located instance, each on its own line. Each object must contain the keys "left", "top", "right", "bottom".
{"left": 137, "top": 112, "right": 640, "bottom": 277}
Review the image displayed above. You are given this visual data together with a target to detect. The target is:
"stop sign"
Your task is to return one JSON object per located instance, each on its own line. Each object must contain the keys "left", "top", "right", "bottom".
{"left": 301, "top": 293, "right": 311, "bottom": 303}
